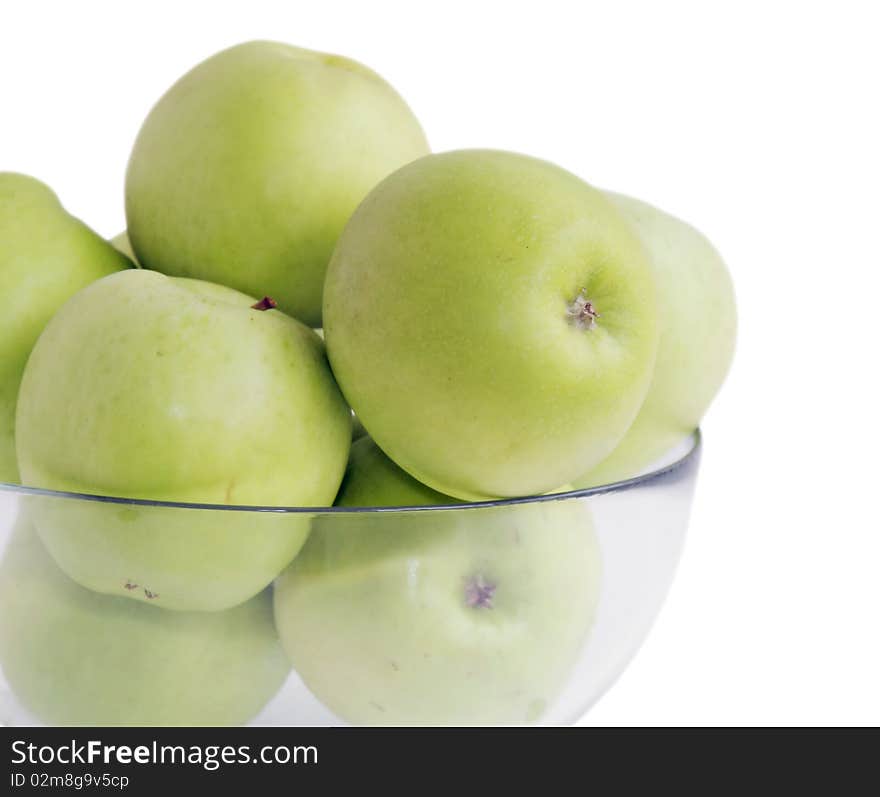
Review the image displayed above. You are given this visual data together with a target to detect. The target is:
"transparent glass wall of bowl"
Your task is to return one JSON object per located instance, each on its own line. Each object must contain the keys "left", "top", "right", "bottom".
{"left": 0, "top": 433, "right": 699, "bottom": 727}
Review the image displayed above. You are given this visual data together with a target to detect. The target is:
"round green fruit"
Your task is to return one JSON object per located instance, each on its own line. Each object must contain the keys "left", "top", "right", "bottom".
{"left": 273, "top": 437, "right": 601, "bottom": 725}
{"left": 323, "top": 149, "right": 659, "bottom": 500}
{"left": 16, "top": 269, "right": 351, "bottom": 610}
{"left": 0, "top": 520, "right": 289, "bottom": 726}
{"left": 350, "top": 413, "right": 368, "bottom": 442}
{"left": 110, "top": 231, "right": 138, "bottom": 264}
{"left": 125, "top": 40, "right": 429, "bottom": 327}
{"left": 575, "top": 193, "right": 737, "bottom": 487}
{"left": 0, "top": 173, "right": 131, "bottom": 483}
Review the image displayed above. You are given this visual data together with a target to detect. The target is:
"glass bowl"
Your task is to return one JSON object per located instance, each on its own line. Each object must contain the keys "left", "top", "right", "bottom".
{"left": 0, "top": 432, "right": 700, "bottom": 726}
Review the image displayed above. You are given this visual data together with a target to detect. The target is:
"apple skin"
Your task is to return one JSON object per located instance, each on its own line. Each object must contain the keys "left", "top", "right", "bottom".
{"left": 574, "top": 193, "right": 737, "bottom": 487}
{"left": 15, "top": 269, "right": 351, "bottom": 611}
{"left": 125, "top": 40, "right": 429, "bottom": 327}
{"left": 0, "top": 520, "right": 290, "bottom": 726}
{"left": 0, "top": 173, "right": 132, "bottom": 483}
{"left": 350, "top": 413, "right": 368, "bottom": 442}
{"left": 323, "top": 149, "right": 659, "bottom": 500}
{"left": 110, "top": 231, "right": 138, "bottom": 264}
{"left": 273, "top": 437, "right": 601, "bottom": 725}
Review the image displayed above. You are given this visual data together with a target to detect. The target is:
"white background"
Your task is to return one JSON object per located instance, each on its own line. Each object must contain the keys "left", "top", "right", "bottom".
{"left": 2, "top": 1, "right": 878, "bottom": 726}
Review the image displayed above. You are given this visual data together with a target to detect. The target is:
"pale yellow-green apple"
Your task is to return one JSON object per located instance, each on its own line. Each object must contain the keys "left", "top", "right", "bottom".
{"left": 0, "top": 173, "right": 131, "bottom": 483}
{"left": 15, "top": 269, "right": 351, "bottom": 611}
{"left": 273, "top": 437, "right": 601, "bottom": 725}
{"left": 574, "top": 193, "right": 737, "bottom": 487}
{"left": 323, "top": 150, "right": 659, "bottom": 500}
{"left": 0, "top": 520, "right": 289, "bottom": 726}
{"left": 110, "top": 230, "right": 138, "bottom": 264}
{"left": 125, "top": 40, "right": 429, "bottom": 327}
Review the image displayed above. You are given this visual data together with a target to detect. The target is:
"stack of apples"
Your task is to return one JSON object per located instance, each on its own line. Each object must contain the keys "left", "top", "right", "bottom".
{"left": 0, "top": 41, "right": 736, "bottom": 725}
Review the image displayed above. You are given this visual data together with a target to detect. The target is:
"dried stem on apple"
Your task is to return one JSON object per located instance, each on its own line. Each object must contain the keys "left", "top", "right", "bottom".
{"left": 566, "top": 290, "right": 600, "bottom": 330}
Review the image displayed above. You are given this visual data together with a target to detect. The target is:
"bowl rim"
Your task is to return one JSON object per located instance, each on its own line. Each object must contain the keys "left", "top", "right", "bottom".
{"left": 0, "top": 430, "right": 700, "bottom": 514}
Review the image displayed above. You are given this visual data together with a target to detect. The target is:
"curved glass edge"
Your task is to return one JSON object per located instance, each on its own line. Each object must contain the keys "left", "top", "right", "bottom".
{"left": 0, "top": 430, "right": 701, "bottom": 515}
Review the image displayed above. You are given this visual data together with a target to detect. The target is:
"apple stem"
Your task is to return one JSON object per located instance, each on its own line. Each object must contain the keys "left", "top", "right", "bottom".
{"left": 464, "top": 574, "right": 496, "bottom": 609}
{"left": 567, "top": 290, "right": 600, "bottom": 330}
{"left": 251, "top": 296, "right": 278, "bottom": 311}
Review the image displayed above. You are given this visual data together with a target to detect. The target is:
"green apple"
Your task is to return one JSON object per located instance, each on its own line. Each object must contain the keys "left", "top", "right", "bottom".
{"left": 350, "top": 413, "right": 368, "bottom": 442}
{"left": 0, "top": 520, "right": 289, "bottom": 726}
{"left": 273, "top": 437, "right": 601, "bottom": 725}
{"left": 110, "top": 231, "right": 138, "bottom": 264}
{"left": 323, "top": 149, "right": 659, "bottom": 500}
{"left": 15, "top": 269, "right": 351, "bottom": 610}
{"left": 574, "top": 193, "right": 737, "bottom": 487}
{"left": 125, "top": 40, "right": 429, "bottom": 327}
{"left": 0, "top": 173, "right": 131, "bottom": 483}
